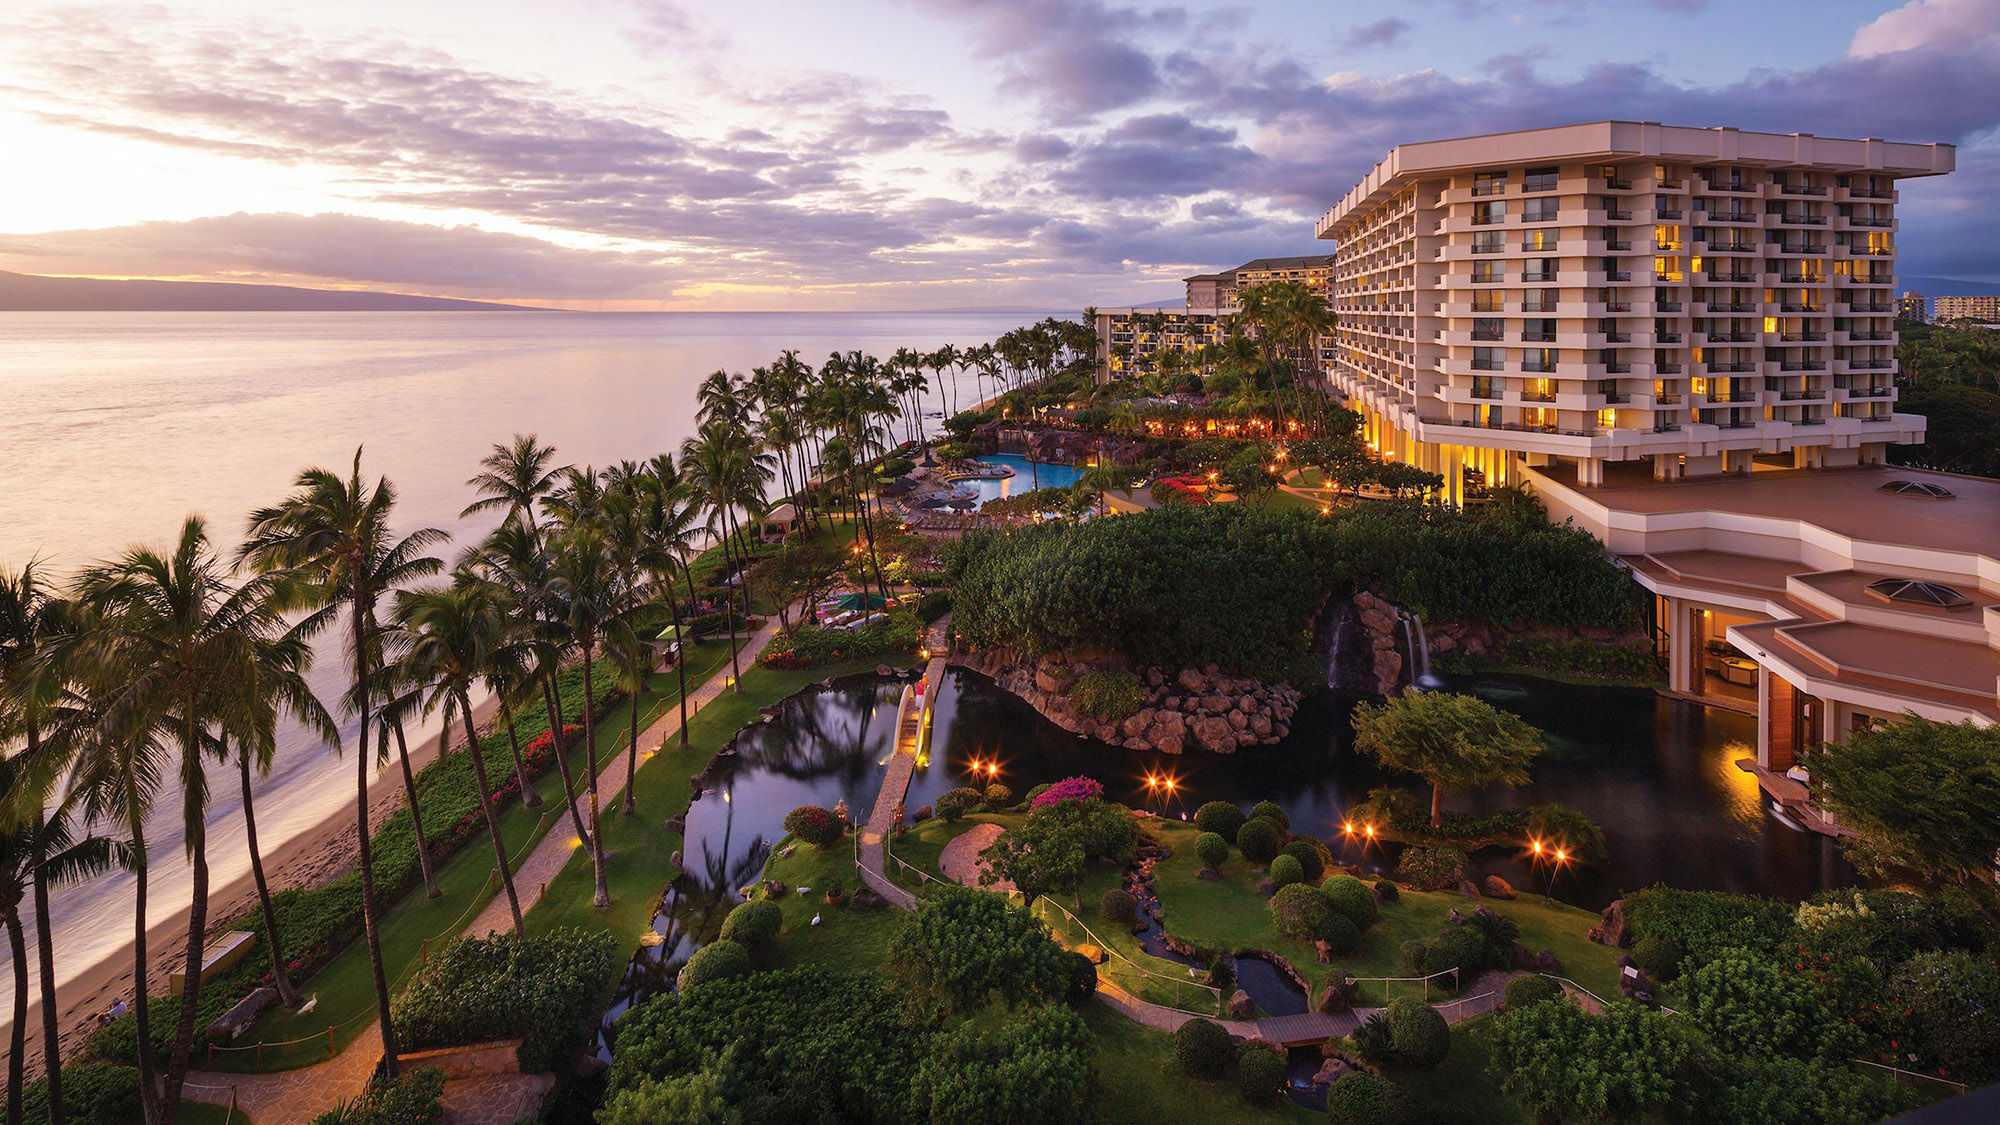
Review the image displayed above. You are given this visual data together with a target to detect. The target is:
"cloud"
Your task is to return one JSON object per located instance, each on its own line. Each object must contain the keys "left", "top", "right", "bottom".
{"left": 1347, "top": 17, "right": 1409, "bottom": 47}
{"left": 1851, "top": 0, "right": 2000, "bottom": 57}
{"left": 905, "top": 0, "right": 1182, "bottom": 120}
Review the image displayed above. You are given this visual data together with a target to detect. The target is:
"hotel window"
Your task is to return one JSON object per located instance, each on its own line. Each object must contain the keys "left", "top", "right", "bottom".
{"left": 1522, "top": 406, "right": 1556, "bottom": 430}
{"left": 1472, "top": 317, "right": 1504, "bottom": 341}
{"left": 1523, "top": 318, "right": 1556, "bottom": 343}
{"left": 1654, "top": 225, "right": 1683, "bottom": 252}
{"left": 1472, "top": 231, "right": 1505, "bottom": 254}
{"left": 1522, "top": 258, "right": 1557, "bottom": 282}
{"left": 1654, "top": 256, "right": 1684, "bottom": 282}
{"left": 1472, "top": 261, "right": 1504, "bottom": 283}
{"left": 1691, "top": 376, "right": 1709, "bottom": 396}
{"left": 1472, "top": 170, "right": 1506, "bottom": 196}
{"left": 1521, "top": 228, "right": 1557, "bottom": 252}
{"left": 1522, "top": 348, "right": 1557, "bottom": 373}
{"left": 1473, "top": 201, "right": 1506, "bottom": 225}
{"left": 1522, "top": 166, "right": 1560, "bottom": 193}
{"left": 1597, "top": 407, "right": 1617, "bottom": 429}
{"left": 1472, "top": 347, "right": 1502, "bottom": 371}
{"left": 1522, "top": 287, "right": 1557, "bottom": 312}
{"left": 1522, "top": 198, "right": 1560, "bottom": 222}
{"left": 1472, "top": 289, "right": 1504, "bottom": 312}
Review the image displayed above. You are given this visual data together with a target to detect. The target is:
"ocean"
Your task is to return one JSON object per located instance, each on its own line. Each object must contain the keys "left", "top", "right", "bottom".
{"left": 0, "top": 308, "right": 1040, "bottom": 1020}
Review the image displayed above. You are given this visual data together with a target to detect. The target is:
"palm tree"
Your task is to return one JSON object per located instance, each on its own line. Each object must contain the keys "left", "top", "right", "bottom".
{"left": 0, "top": 755, "right": 113, "bottom": 1125}
{"left": 389, "top": 580, "right": 526, "bottom": 931}
{"left": 0, "top": 561, "right": 81, "bottom": 1125}
{"left": 461, "top": 434, "right": 569, "bottom": 543}
{"left": 239, "top": 450, "right": 445, "bottom": 1080}
{"left": 680, "top": 422, "right": 774, "bottom": 690}
{"left": 600, "top": 469, "right": 661, "bottom": 815}
{"left": 543, "top": 516, "right": 635, "bottom": 908}
{"left": 221, "top": 625, "right": 335, "bottom": 1010}
{"left": 74, "top": 517, "right": 293, "bottom": 1123}
{"left": 636, "top": 460, "right": 701, "bottom": 748}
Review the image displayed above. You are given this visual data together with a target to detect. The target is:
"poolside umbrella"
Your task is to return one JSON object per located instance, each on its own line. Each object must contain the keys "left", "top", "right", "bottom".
{"left": 833, "top": 592, "right": 889, "bottom": 612}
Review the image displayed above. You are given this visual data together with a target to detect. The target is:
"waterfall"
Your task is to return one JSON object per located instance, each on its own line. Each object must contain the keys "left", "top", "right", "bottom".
{"left": 1406, "top": 611, "right": 1442, "bottom": 690}
{"left": 1325, "top": 600, "right": 1356, "bottom": 692}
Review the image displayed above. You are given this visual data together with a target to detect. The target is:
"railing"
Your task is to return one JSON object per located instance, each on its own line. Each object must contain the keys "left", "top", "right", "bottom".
{"left": 1603, "top": 271, "right": 1632, "bottom": 282}
{"left": 1701, "top": 180, "right": 1757, "bottom": 193}
{"left": 1603, "top": 239, "right": 1631, "bottom": 250}
{"left": 1602, "top": 208, "right": 1633, "bottom": 220}
{"left": 1777, "top": 183, "right": 1828, "bottom": 196}
{"left": 1655, "top": 301, "right": 1683, "bottom": 312}
{"left": 1847, "top": 187, "right": 1893, "bottom": 200}
{"left": 1853, "top": 1059, "right": 1967, "bottom": 1096}
{"left": 1347, "top": 966, "right": 1463, "bottom": 1008}
{"left": 1655, "top": 392, "right": 1683, "bottom": 403}
{"left": 1848, "top": 216, "right": 1893, "bottom": 228}
{"left": 1034, "top": 897, "right": 1224, "bottom": 1016}
{"left": 1655, "top": 363, "right": 1683, "bottom": 375}
{"left": 1654, "top": 210, "right": 1684, "bottom": 221}
{"left": 1707, "top": 211, "right": 1758, "bottom": 222}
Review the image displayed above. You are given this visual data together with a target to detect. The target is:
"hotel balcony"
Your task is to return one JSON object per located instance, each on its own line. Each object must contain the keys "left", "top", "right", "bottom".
{"left": 1697, "top": 177, "right": 1761, "bottom": 194}
{"left": 1700, "top": 210, "right": 1762, "bottom": 225}
{"left": 1773, "top": 212, "right": 1830, "bottom": 226}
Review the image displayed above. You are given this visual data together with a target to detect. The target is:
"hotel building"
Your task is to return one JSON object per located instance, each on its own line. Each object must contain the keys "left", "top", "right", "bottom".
{"left": 1315, "top": 121, "right": 1951, "bottom": 506}
{"left": 1094, "top": 254, "right": 1335, "bottom": 380}
{"left": 1933, "top": 294, "right": 2000, "bottom": 323}
{"left": 1318, "top": 122, "right": 1992, "bottom": 785}
{"left": 1896, "top": 290, "right": 1927, "bottom": 323}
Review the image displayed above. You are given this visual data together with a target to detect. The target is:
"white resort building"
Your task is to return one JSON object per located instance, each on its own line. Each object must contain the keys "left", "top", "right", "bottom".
{"left": 1093, "top": 254, "right": 1336, "bottom": 381}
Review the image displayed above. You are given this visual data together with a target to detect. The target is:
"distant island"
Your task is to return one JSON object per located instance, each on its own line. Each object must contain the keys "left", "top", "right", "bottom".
{"left": 0, "top": 269, "right": 546, "bottom": 312}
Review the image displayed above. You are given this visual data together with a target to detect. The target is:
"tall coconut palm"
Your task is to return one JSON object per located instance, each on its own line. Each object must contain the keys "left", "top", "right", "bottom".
{"left": 239, "top": 450, "right": 445, "bottom": 1079}
{"left": 389, "top": 580, "right": 526, "bottom": 931}
{"left": 542, "top": 517, "right": 634, "bottom": 908}
{"left": 680, "top": 421, "right": 774, "bottom": 689}
{"left": 0, "top": 756, "right": 113, "bottom": 1125}
{"left": 0, "top": 561, "right": 81, "bottom": 1125}
{"left": 74, "top": 517, "right": 292, "bottom": 1123}
{"left": 461, "top": 434, "right": 569, "bottom": 542}
{"left": 636, "top": 460, "right": 701, "bottom": 748}
{"left": 599, "top": 469, "right": 661, "bottom": 815}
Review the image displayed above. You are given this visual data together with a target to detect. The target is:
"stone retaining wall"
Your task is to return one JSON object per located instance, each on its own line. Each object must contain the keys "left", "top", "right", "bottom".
{"left": 954, "top": 649, "right": 1299, "bottom": 754}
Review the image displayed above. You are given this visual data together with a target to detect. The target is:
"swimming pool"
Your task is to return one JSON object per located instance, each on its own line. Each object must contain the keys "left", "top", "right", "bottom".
{"left": 964, "top": 454, "right": 1082, "bottom": 507}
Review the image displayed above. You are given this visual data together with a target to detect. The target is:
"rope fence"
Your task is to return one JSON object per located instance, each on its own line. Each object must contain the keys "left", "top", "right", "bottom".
{"left": 1031, "top": 896, "right": 1222, "bottom": 1016}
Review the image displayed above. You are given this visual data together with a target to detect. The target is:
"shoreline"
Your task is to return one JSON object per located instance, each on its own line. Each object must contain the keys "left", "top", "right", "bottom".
{"left": 4, "top": 689, "right": 501, "bottom": 1081}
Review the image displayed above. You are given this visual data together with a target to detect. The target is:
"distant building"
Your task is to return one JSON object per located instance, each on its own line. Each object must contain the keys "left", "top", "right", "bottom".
{"left": 1095, "top": 253, "right": 1336, "bottom": 381}
{"left": 1896, "top": 290, "right": 1927, "bottom": 323}
{"left": 1933, "top": 294, "right": 2000, "bottom": 323}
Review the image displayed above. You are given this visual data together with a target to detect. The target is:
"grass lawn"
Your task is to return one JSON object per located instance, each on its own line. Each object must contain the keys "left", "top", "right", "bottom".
{"left": 1147, "top": 820, "right": 1620, "bottom": 1005}
{"left": 1385, "top": 1014, "right": 1531, "bottom": 1125}
{"left": 758, "top": 835, "right": 907, "bottom": 976}
{"left": 214, "top": 642, "right": 737, "bottom": 1071}
{"left": 1085, "top": 1003, "right": 1318, "bottom": 1124}
{"left": 177, "top": 1101, "right": 251, "bottom": 1124}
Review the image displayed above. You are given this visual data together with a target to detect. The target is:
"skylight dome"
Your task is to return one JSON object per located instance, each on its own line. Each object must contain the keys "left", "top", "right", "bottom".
{"left": 1866, "top": 578, "right": 1972, "bottom": 609}
{"left": 1878, "top": 479, "right": 1955, "bottom": 499}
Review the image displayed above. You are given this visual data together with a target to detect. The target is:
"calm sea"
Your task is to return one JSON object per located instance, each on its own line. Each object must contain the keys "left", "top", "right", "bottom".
{"left": 0, "top": 309, "right": 1038, "bottom": 1018}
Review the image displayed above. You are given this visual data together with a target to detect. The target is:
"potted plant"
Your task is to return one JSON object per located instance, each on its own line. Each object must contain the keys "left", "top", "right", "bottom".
{"left": 825, "top": 877, "right": 846, "bottom": 907}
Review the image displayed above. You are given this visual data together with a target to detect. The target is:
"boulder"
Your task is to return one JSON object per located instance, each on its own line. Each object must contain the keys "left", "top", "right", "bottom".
{"left": 1447, "top": 908, "right": 1466, "bottom": 925}
{"left": 1032, "top": 665, "right": 1064, "bottom": 694}
{"left": 1197, "top": 866, "right": 1223, "bottom": 882}
{"left": 1120, "top": 710, "right": 1152, "bottom": 739}
{"left": 1484, "top": 875, "right": 1517, "bottom": 900}
{"left": 1256, "top": 877, "right": 1277, "bottom": 897}
{"left": 1237, "top": 694, "right": 1257, "bottom": 712}
{"left": 1513, "top": 942, "right": 1537, "bottom": 970}
{"left": 1228, "top": 990, "right": 1256, "bottom": 1020}
{"left": 1312, "top": 1056, "right": 1352, "bottom": 1084}
{"left": 910, "top": 805, "right": 931, "bottom": 823}
{"left": 1249, "top": 712, "right": 1273, "bottom": 738}
{"left": 1457, "top": 879, "right": 1483, "bottom": 899}
{"left": 1536, "top": 949, "right": 1564, "bottom": 975}
{"left": 1227, "top": 710, "right": 1248, "bottom": 731}
{"left": 1177, "top": 667, "right": 1209, "bottom": 693}
{"left": 1199, "top": 694, "right": 1230, "bottom": 714}
{"left": 1593, "top": 899, "right": 1631, "bottom": 947}
{"left": 1316, "top": 982, "right": 1352, "bottom": 1013}
{"left": 1146, "top": 710, "right": 1188, "bottom": 755}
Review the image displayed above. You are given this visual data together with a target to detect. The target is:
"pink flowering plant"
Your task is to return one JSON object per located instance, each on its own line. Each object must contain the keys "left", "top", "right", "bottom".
{"left": 1032, "top": 776, "right": 1104, "bottom": 809}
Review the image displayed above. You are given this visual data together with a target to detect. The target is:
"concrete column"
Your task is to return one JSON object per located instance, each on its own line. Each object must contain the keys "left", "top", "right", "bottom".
{"left": 1756, "top": 667, "right": 1775, "bottom": 768}
{"left": 1667, "top": 598, "right": 1696, "bottom": 694}
{"left": 1576, "top": 456, "right": 1605, "bottom": 487}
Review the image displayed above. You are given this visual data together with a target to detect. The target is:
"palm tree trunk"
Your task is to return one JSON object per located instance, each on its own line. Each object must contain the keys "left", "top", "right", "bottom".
{"left": 582, "top": 643, "right": 611, "bottom": 908}
{"left": 661, "top": 588, "right": 692, "bottom": 748}
{"left": 716, "top": 523, "right": 743, "bottom": 693}
{"left": 352, "top": 600, "right": 399, "bottom": 1078}
{"left": 1431, "top": 782, "right": 1443, "bottom": 829}
{"left": 158, "top": 752, "right": 208, "bottom": 1125}
{"left": 497, "top": 697, "right": 541, "bottom": 808}
{"left": 461, "top": 690, "right": 523, "bottom": 931}
{"left": 6, "top": 900, "right": 27, "bottom": 1125}
{"left": 620, "top": 660, "right": 641, "bottom": 817}
{"left": 238, "top": 746, "right": 302, "bottom": 1008}
{"left": 542, "top": 674, "right": 591, "bottom": 851}
{"left": 389, "top": 719, "right": 440, "bottom": 899}
{"left": 128, "top": 798, "right": 158, "bottom": 1124}
{"left": 29, "top": 724, "right": 65, "bottom": 1125}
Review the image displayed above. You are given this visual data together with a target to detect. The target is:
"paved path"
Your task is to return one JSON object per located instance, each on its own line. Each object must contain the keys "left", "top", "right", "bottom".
{"left": 184, "top": 623, "right": 790, "bottom": 1125}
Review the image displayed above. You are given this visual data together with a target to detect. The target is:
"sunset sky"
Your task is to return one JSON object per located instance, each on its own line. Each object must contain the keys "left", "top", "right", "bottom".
{"left": 3, "top": 0, "right": 1997, "bottom": 309}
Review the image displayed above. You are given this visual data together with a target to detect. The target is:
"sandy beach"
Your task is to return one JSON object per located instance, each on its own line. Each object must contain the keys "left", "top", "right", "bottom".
{"left": 7, "top": 689, "right": 503, "bottom": 1081}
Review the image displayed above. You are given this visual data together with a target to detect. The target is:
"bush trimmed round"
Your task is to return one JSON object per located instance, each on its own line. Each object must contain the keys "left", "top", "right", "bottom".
{"left": 982, "top": 783, "right": 1014, "bottom": 809}
{"left": 1383, "top": 997, "right": 1450, "bottom": 1068}
{"left": 1193, "top": 801, "right": 1246, "bottom": 842}
{"left": 717, "top": 900, "right": 782, "bottom": 950}
{"left": 1236, "top": 1042, "right": 1287, "bottom": 1104}
{"left": 1101, "top": 888, "right": 1138, "bottom": 924}
{"left": 782, "top": 805, "right": 844, "bottom": 848}
{"left": 1023, "top": 782, "right": 1054, "bottom": 805}
{"left": 1269, "top": 853, "right": 1304, "bottom": 889}
{"left": 1374, "top": 879, "right": 1399, "bottom": 903}
{"left": 1237, "top": 818, "right": 1282, "bottom": 865}
{"left": 1280, "top": 838, "right": 1326, "bottom": 883}
{"left": 1192, "top": 831, "right": 1229, "bottom": 869}
{"left": 1062, "top": 950, "right": 1098, "bottom": 1005}
{"left": 1321, "top": 875, "right": 1380, "bottom": 930}
{"left": 1325, "top": 1072, "right": 1413, "bottom": 1125}
{"left": 677, "top": 940, "right": 751, "bottom": 991}
{"left": 1270, "top": 883, "right": 1334, "bottom": 942}
{"left": 1171, "top": 1017, "right": 1234, "bottom": 1078}
{"left": 1503, "top": 974, "right": 1564, "bottom": 1011}
{"left": 1316, "top": 911, "right": 1362, "bottom": 955}
{"left": 1632, "top": 936, "right": 1684, "bottom": 981}
{"left": 935, "top": 786, "right": 983, "bottom": 823}
{"left": 1249, "top": 800, "right": 1290, "bottom": 832}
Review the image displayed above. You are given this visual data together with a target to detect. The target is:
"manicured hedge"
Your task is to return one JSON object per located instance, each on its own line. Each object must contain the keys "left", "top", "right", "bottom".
{"left": 391, "top": 928, "right": 619, "bottom": 1073}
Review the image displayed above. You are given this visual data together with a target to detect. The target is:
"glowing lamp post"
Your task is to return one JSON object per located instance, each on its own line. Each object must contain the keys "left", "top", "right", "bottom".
{"left": 1530, "top": 839, "right": 1570, "bottom": 905}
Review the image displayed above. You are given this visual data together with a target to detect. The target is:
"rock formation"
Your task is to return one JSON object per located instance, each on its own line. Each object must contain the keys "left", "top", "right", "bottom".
{"left": 956, "top": 649, "right": 1299, "bottom": 754}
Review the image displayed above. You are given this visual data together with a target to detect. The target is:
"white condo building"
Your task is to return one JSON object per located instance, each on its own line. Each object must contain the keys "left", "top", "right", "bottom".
{"left": 1315, "top": 121, "right": 1953, "bottom": 506}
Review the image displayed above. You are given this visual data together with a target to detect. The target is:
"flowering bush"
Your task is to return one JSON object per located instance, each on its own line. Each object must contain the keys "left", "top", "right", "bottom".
{"left": 783, "top": 805, "right": 845, "bottom": 849}
{"left": 1030, "top": 776, "right": 1103, "bottom": 809}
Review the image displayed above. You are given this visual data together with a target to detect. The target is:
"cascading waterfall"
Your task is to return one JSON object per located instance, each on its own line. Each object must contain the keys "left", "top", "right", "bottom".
{"left": 1410, "top": 611, "right": 1442, "bottom": 689}
{"left": 1325, "top": 600, "right": 1356, "bottom": 692}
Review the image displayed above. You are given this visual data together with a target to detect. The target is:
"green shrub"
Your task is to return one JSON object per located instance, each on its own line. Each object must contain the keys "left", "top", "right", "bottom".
{"left": 1374, "top": 879, "right": 1399, "bottom": 903}
{"left": 1325, "top": 1072, "right": 1412, "bottom": 1125}
{"left": 391, "top": 928, "right": 618, "bottom": 1074}
{"left": 782, "top": 805, "right": 845, "bottom": 848}
{"left": 1061, "top": 952, "right": 1098, "bottom": 1006}
{"left": 1624, "top": 886, "right": 1795, "bottom": 969}
{"left": 881, "top": 455, "right": 915, "bottom": 478}
{"left": 1631, "top": 936, "right": 1684, "bottom": 981}
{"left": 1023, "top": 783, "right": 1054, "bottom": 805}
{"left": 935, "top": 786, "right": 983, "bottom": 823}
{"left": 1172, "top": 1018, "right": 1234, "bottom": 1078}
{"left": 1100, "top": 889, "right": 1138, "bottom": 924}
{"left": 1249, "top": 800, "right": 1289, "bottom": 831}
{"left": 677, "top": 940, "right": 751, "bottom": 992}
{"left": 1236, "top": 818, "right": 1282, "bottom": 865}
{"left": 1504, "top": 975, "right": 1564, "bottom": 1011}
{"left": 1192, "top": 832, "right": 1229, "bottom": 869}
{"left": 916, "top": 590, "right": 953, "bottom": 624}
{"left": 1349, "top": 1013, "right": 1393, "bottom": 1067}
{"left": 1317, "top": 911, "right": 1362, "bottom": 955}
{"left": 1268, "top": 853, "right": 1304, "bottom": 889}
{"left": 1682, "top": 947, "right": 1861, "bottom": 1061}
{"left": 1280, "top": 838, "right": 1326, "bottom": 883}
{"left": 1394, "top": 846, "right": 1466, "bottom": 891}
{"left": 1497, "top": 637, "right": 1655, "bottom": 680}
{"left": 719, "top": 900, "right": 783, "bottom": 952}
{"left": 1888, "top": 952, "right": 2000, "bottom": 1086}
{"left": 983, "top": 783, "right": 1014, "bottom": 809}
{"left": 1067, "top": 669, "right": 1145, "bottom": 722}
{"left": 311, "top": 1067, "right": 445, "bottom": 1125}
{"left": 1402, "top": 926, "right": 1485, "bottom": 990}
{"left": 1236, "top": 1042, "right": 1288, "bottom": 1104}
{"left": 1321, "top": 875, "right": 1380, "bottom": 930}
{"left": 22, "top": 1062, "right": 143, "bottom": 1125}
{"left": 1270, "top": 883, "right": 1333, "bottom": 942}
{"left": 1383, "top": 998, "right": 1450, "bottom": 1068}
{"left": 1193, "top": 801, "right": 1246, "bottom": 842}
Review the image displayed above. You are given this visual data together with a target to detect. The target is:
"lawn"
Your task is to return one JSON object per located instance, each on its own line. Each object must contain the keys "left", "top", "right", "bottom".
{"left": 177, "top": 1101, "right": 251, "bottom": 1124}
{"left": 212, "top": 641, "right": 736, "bottom": 1071}
{"left": 1084, "top": 1003, "right": 1318, "bottom": 1125}
{"left": 758, "top": 835, "right": 906, "bottom": 975}
{"left": 1385, "top": 1014, "right": 1531, "bottom": 1125}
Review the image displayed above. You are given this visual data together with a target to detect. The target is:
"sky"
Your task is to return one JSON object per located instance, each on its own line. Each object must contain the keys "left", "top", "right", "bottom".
{"left": 0, "top": 0, "right": 1997, "bottom": 310}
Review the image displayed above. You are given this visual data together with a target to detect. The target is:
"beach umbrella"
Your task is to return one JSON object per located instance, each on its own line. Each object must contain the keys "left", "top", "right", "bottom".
{"left": 833, "top": 592, "right": 889, "bottom": 612}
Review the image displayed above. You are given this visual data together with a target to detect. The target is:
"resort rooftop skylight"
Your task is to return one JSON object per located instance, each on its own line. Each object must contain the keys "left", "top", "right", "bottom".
{"left": 1865, "top": 577, "right": 1973, "bottom": 609}
{"left": 1878, "top": 479, "right": 1955, "bottom": 499}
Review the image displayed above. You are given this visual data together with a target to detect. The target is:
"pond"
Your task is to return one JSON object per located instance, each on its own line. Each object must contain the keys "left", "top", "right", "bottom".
{"left": 599, "top": 665, "right": 1854, "bottom": 1050}
{"left": 964, "top": 453, "right": 1083, "bottom": 506}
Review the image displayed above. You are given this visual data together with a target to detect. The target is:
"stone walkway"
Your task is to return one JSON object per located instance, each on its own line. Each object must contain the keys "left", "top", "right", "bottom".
{"left": 937, "top": 823, "right": 1010, "bottom": 891}
{"left": 183, "top": 623, "right": 790, "bottom": 1125}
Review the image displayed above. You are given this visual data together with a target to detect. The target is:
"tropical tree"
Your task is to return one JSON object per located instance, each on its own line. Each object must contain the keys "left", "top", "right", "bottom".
{"left": 1350, "top": 689, "right": 1543, "bottom": 828}
{"left": 461, "top": 433, "right": 569, "bottom": 544}
{"left": 635, "top": 458, "right": 701, "bottom": 748}
{"left": 239, "top": 449, "right": 446, "bottom": 1080}
{"left": 680, "top": 420, "right": 775, "bottom": 686}
{"left": 389, "top": 580, "right": 527, "bottom": 931}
